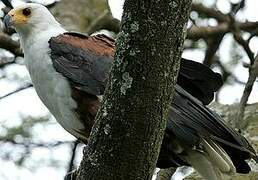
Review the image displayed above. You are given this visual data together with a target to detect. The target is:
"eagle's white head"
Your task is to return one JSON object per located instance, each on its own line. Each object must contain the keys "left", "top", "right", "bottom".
{"left": 4, "top": 3, "right": 63, "bottom": 38}
{"left": 4, "top": 3, "right": 65, "bottom": 50}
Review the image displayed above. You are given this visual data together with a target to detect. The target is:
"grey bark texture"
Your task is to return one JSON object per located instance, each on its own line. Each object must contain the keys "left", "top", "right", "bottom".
{"left": 76, "top": 0, "right": 192, "bottom": 180}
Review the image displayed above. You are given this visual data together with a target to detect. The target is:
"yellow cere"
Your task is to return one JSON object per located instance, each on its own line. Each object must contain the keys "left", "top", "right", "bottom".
{"left": 8, "top": 8, "right": 31, "bottom": 25}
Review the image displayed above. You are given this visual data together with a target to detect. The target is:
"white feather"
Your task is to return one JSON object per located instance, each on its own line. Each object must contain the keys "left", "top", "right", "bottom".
{"left": 181, "top": 138, "right": 235, "bottom": 180}
{"left": 13, "top": 3, "right": 87, "bottom": 141}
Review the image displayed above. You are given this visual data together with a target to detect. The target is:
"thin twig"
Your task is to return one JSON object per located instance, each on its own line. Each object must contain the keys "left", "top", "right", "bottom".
{"left": 67, "top": 140, "right": 80, "bottom": 173}
{"left": 233, "top": 32, "right": 255, "bottom": 64}
{"left": 0, "top": 137, "right": 73, "bottom": 148}
{"left": 230, "top": 0, "right": 245, "bottom": 15}
{"left": 191, "top": 3, "right": 229, "bottom": 22}
{"left": 236, "top": 55, "right": 258, "bottom": 128}
{"left": 187, "top": 21, "right": 258, "bottom": 40}
{"left": 0, "top": 83, "right": 33, "bottom": 100}
{"left": 0, "top": 58, "right": 15, "bottom": 68}
{"left": 86, "top": 9, "right": 120, "bottom": 35}
{"left": 203, "top": 33, "right": 225, "bottom": 66}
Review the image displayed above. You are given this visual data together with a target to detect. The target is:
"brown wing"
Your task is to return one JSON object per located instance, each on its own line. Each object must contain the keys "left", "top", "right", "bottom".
{"left": 49, "top": 32, "right": 114, "bottom": 96}
{"left": 49, "top": 32, "right": 222, "bottom": 104}
{"left": 49, "top": 32, "right": 114, "bottom": 142}
{"left": 71, "top": 88, "right": 100, "bottom": 139}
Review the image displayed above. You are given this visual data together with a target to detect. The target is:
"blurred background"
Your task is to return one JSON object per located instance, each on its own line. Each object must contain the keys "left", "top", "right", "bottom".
{"left": 0, "top": 0, "right": 258, "bottom": 179}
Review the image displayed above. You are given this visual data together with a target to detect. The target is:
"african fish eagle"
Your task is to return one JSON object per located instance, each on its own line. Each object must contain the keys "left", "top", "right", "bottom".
{"left": 3, "top": 3, "right": 258, "bottom": 180}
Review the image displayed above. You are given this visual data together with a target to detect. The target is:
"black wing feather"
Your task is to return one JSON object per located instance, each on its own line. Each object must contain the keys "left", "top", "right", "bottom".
{"left": 166, "top": 85, "right": 257, "bottom": 172}
{"left": 178, "top": 58, "right": 223, "bottom": 105}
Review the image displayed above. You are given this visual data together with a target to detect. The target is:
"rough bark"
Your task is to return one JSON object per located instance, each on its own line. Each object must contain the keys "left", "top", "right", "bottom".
{"left": 236, "top": 56, "right": 258, "bottom": 129}
{"left": 76, "top": 0, "right": 192, "bottom": 180}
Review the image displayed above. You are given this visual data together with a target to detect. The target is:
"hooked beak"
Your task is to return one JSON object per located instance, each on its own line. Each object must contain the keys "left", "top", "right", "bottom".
{"left": 3, "top": 14, "right": 13, "bottom": 30}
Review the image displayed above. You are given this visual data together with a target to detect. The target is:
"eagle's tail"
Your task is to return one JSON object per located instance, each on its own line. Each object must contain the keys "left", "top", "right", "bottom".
{"left": 184, "top": 139, "right": 236, "bottom": 180}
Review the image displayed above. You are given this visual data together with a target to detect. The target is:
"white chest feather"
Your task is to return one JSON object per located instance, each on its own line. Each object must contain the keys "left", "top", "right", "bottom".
{"left": 23, "top": 30, "right": 84, "bottom": 138}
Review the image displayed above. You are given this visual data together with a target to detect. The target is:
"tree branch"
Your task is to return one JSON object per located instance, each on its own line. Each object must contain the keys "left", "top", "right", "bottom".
{"left": 187, "top": 21, "right": 258, "bottom": 40}
{"left": 203, "top": 33, "right": 225, "bottom": 66}
{"left": 0, "top": 83, "right": 33, "bottom": 100}
{"left": 67, "top": 140, "right": 80, "bottom": 173}
{"left": 0, "top": 33, "right": 23, "bottom": 56}
{"left": 86, "top": 9, "right": 120, "bottom": 35}
{"left": 0, "top": 57, "right": 15, "bottom": 68}
{"left": 0, "top": 137, "right": 73, "bottom": 148}
{"left": 233, "top": 32, "right": 255, "bottom": 64}
{"left": 236, "top": 55, "right": 258, "bottom": 129}
{"left": 191, "top": 3, "right": 229, "bottom": 22}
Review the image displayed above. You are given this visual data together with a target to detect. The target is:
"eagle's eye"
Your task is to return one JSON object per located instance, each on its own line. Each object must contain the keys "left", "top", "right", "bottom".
{"left": 22, "top": 8, "right": 31, "bottom": 16}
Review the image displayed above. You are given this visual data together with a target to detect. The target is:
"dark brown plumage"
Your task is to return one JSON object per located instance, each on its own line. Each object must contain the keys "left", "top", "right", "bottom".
{"left": 49, "top": 32, "right": 257, "bottom": 174}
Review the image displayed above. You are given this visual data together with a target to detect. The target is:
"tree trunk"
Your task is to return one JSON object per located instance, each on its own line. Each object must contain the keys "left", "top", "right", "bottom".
{"left": 76, "top": 0, "right": 192, "bottom": 179}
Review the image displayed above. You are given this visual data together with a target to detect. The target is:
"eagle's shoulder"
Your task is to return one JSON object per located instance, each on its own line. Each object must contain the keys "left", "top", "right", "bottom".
{"left": 48, "top": 32, "right": 114, "bottom": 96}
{"left": 49, "top": 32, "right": 115, "bottom": 57}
